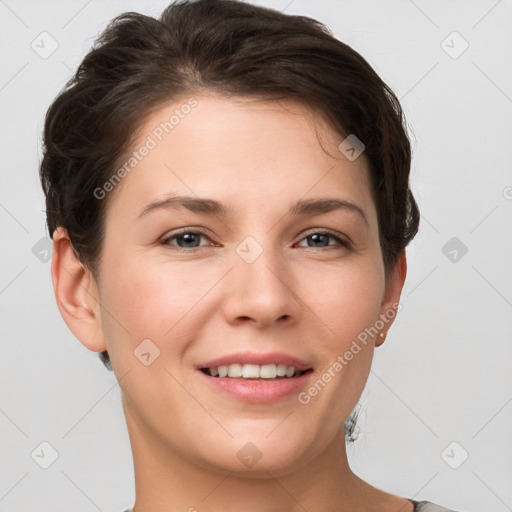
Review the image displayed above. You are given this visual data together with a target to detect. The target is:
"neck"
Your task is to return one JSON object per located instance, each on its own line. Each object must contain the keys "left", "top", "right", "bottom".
{"left": 123, "top": 399, "right": 409, "bottom": 512}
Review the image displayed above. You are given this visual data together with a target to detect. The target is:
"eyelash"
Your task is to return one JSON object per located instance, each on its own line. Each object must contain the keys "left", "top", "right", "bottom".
{"left": 159, "top": 228, "right": 350, "bottom": 252}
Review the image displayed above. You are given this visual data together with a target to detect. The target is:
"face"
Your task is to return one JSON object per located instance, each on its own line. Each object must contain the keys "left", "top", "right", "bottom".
{"left": 90, "top": 92, "right": 402, "bottom": 476}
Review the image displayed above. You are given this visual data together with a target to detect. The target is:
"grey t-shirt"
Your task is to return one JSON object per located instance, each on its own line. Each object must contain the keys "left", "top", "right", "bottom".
{"left": 122, "top": 499, "right": 462, "bottom": 511}
{"left": 414, "top": 501, "right": 462, "bottom": 511}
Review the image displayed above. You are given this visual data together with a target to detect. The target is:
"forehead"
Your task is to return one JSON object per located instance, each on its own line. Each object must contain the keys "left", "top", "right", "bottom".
{"left": 104, "top": 92, "right": 375, "bottom": 224}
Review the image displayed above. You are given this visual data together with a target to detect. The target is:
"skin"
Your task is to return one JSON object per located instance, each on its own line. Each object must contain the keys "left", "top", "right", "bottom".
{"left": 52, "top": 92, "right": 410, "bottom": 512}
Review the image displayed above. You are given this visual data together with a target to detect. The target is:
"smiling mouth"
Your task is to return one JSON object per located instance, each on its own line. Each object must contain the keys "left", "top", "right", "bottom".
{"left": 200, "top": 363, "right": 312, "bottom": 379}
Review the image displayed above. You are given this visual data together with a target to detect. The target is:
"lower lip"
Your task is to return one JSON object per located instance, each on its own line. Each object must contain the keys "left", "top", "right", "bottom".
{"left": 198, "top": 370, "right": 313, "bottom": 403}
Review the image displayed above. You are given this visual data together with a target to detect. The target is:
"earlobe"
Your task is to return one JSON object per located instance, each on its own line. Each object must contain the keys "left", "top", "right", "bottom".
{"left": 51, "top": 227, "right": 107, "bottom": 353}
{"left": 376, "top": 249, "right": 407, "bottom": 347}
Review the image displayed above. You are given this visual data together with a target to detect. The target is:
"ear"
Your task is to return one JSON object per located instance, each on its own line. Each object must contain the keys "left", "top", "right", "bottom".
{"left": 375, "top": 249, "right": 407, "bottom": 347}
{"left": 51, "top": 227, "right": 107, "bottom": 353}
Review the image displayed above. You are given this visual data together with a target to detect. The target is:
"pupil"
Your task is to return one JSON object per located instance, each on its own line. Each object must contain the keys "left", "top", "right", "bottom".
{"left": 179, "top": 233, "right": 199, "bottom": 247}
{"left": 309, "top": 233, "right": 328, "bottom": 247}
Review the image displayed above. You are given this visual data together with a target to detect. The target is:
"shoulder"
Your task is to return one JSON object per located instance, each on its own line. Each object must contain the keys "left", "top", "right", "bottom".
{"left": 415, "top": 500, "right": 465, "bottom": 512}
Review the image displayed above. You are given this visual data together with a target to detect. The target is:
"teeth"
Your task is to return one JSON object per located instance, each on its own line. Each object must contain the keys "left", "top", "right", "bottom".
{"left": 205, "top": 363, "right": 304, "bottom": 379}
{"left": 242, "top": 364, "right": 260, "bottom": 378}
{"left": 260, "top": 364, "right": 277, "bottom": 379}
{"left": 276, "top": 364, "right": 288, "bottom": 377}
{"left": 227, "top": 363, "right": 243, "bottom": 377}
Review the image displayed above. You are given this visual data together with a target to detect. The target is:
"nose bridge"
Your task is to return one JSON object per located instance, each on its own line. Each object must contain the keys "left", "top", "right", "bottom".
{"left": 224, "top": 232, "right": 298, "bottom": 325}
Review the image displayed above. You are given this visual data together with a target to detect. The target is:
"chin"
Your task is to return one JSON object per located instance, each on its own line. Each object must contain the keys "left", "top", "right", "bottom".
{"left": 191, "top": 427, "right": 316, "bottom": 478}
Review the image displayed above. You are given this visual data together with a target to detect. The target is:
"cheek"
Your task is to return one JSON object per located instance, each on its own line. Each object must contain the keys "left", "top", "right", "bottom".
{"left": 296, "top": 260, "right": 382, "bottom": 406}
{"left": 99, "top": 252, "right": 221, "bottom": 351}
{"left": 304, "top": 260, "right": 383, "bottom": 346}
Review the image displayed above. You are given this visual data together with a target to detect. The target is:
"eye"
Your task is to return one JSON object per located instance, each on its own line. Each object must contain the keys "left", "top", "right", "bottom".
{"left": 160, "top": 229, "right": 214, "bottom": 251}
{"left": 159, "top": 228, "right": 350, "bottom": 252}
{"left": 296, "top": 230, "right": 350, "bottom": 249}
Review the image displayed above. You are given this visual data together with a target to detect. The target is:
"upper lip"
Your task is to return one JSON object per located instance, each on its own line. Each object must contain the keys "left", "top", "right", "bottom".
{"left": 198, "top": 352, "right": 313, "bottom": 371}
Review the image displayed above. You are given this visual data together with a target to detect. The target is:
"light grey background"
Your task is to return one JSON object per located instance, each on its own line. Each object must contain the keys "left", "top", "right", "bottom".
{"left": 1, "top": 0, "right": 511, "bottom": 511}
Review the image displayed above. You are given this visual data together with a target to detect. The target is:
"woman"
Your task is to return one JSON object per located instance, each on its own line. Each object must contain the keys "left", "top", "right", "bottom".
{"left": 40, "top": 0, "right": 464, "bottom": 510}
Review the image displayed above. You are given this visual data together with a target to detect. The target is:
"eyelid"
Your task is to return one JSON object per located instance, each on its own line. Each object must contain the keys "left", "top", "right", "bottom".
{"left": 299, "top": 227, "right": 346, "bottom": 239}
{"left": 296, "top": 228, "right": 350, "bottom": 248}
{"left": 159, "top": 227, "right": 213, "bottom": 246}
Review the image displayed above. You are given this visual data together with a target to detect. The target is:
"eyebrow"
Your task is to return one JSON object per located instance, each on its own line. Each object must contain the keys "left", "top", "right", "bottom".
{"left": 138, "top": 195, "right": 369, "bottom": 227}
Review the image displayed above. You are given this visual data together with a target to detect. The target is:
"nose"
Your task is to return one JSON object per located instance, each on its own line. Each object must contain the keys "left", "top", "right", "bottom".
{"left": 221, "top": 239, "right": 301, "bottom": 329}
